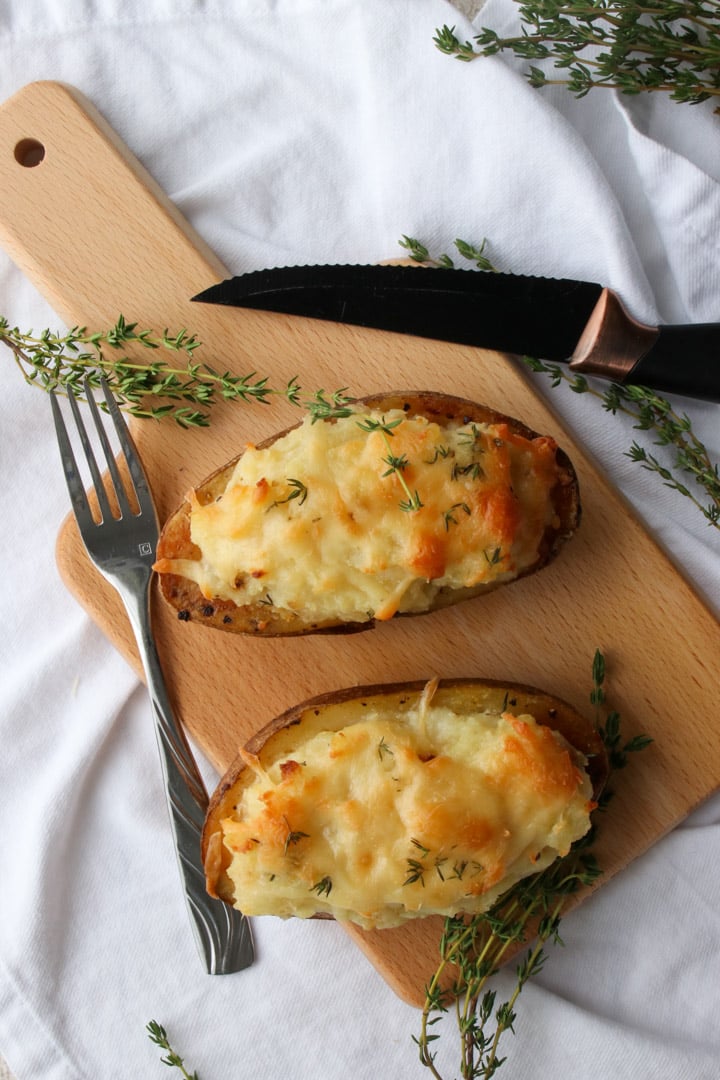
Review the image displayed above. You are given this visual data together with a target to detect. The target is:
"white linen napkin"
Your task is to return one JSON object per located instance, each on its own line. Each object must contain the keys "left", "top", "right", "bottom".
{"left": 1, "top": 2, "right": 719, "bottom": 1078}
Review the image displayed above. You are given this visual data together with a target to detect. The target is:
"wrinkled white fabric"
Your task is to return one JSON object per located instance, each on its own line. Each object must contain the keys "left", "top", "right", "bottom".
{"left": 1, "top": 2, "right": 719, "bottom": 1078}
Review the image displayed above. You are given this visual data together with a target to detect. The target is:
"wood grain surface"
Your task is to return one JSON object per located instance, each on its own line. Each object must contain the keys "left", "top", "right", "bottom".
{"left": 1, "top": 80, "right": 718, "bottom": 1007}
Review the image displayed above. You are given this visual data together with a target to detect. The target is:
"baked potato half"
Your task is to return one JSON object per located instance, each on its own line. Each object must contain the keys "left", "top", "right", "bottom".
{"left": 202, "top": 678, "right": 607, "bottom": 930}
{"left": 154, "top": 391, "right": 580, "bottom": 636}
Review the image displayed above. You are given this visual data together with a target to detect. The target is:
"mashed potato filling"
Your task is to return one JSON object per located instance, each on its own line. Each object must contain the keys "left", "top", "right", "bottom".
{"left": 157, "top": 409, "right": 564, "bottom": 623}
{"left": 210, "top": 690, "right": 595, "bottom": 930}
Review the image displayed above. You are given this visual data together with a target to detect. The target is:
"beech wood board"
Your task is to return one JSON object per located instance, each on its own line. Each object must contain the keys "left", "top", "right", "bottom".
{"left": 2, "top": 81, "right": 719, "bottom": 1008}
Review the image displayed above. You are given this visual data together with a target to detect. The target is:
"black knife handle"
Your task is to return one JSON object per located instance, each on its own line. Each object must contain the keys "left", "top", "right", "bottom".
{"left": 570, "top": 288, "right": 720, "bottom": 403}
{"left": 626, "top": 324, "right": 720, "bottom": 402}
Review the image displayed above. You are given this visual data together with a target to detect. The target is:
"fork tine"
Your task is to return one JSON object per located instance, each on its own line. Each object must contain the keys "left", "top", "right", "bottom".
{"left": 82, "top": 378, "right": 135, "bottom": 520}
{"left": 50, "top": 391, "right": 97, "bottom": 532}
{"left": 65, "top": 386, "right": 116, "bottom": 524}
{"left": 96, "top": 376, "right": 155, "bottom": 517}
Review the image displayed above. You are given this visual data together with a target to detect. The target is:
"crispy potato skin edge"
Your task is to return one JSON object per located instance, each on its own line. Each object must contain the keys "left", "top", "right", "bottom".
{"left": 202, "top": 678, "right": 608, "bottom": 909}
{"left": 155, "top": 390, "right": 581, "bottom": 637}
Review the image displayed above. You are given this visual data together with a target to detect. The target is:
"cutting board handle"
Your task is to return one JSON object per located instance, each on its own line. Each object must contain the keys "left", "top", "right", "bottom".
{"left": 0, "top": 80, "right": 226, "bottom": 329}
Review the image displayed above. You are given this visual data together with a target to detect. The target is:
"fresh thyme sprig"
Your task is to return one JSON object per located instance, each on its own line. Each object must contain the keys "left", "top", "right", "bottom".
{"left": 418, "top": 842, "right": 603, "bottom": 1080}
{"left": 590, "top": 650, "right": 654, "bottom": 774}
{"left": 415, "top": 649, "right": 650, "bottom": 1079}
{"left": 523, "top": 356, "right": 720, "bottom": 528}
{"left": 266, "top": 478, "right": 309, "bottom": 513}
{"left": 146, "top": 1021, "right": 200, "bottom": 1080}
{"left": 434, "top": 1, "right": 720, "bottom": 111}
{"left": 357, "top": 415, "right": 424, "bottom": 511}
{"left": 0, "top": 314, "right": 349, "bottom": 428}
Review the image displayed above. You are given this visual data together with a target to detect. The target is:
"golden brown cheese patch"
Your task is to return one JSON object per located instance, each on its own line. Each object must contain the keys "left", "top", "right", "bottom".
{"left": 207, "top": 687, "right": 595, "bottom": 929}
{"left": 154, "top": 408, "right": 572, "bottom": 626}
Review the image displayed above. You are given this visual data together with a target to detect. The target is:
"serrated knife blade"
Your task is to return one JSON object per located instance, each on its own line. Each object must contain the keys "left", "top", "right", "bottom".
{"left": 192, "top": 264, "right": 720, "bottom": 402}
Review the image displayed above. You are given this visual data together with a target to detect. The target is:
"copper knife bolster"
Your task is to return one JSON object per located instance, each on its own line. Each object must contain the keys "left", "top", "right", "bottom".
{"left": 569, "top": 288, "right": 659, "bottom": 383}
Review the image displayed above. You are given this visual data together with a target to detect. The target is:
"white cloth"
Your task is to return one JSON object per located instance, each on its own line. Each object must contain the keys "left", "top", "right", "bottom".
{"left": 1, "top": 2, "right": 719, "bottom": 1078}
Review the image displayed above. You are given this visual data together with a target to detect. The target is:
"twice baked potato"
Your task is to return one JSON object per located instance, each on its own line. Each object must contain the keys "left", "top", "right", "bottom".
{"left": 154, "top": 391, "right": 580, "bottom": 636}
{"left": 202, "top": 678, "right": 607, "bottom": 930}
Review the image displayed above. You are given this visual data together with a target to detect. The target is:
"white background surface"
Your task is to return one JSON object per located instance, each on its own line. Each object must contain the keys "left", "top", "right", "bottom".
{"left": 1, "top": 2, "right": 719, "bottom": 1078}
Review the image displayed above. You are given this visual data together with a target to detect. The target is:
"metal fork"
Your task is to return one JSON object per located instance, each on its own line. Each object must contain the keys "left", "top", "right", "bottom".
{"left": 50, "top": 376, "right": 254, "bottom": 974}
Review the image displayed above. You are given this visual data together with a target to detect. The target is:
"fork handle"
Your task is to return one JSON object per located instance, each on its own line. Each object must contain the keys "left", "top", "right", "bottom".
{"left": 120, "top": 577, "right": 254, "bottom": 974}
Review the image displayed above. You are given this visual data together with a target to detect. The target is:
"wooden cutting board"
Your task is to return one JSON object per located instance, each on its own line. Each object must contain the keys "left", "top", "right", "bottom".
{"left": 2, "top": 80, "right": 719, "bottom": 1007}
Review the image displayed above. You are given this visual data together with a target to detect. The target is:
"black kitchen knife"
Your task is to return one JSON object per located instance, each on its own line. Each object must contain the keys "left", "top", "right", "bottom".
{"left": 192, "top": 265, "right": 720, "bottom": 402}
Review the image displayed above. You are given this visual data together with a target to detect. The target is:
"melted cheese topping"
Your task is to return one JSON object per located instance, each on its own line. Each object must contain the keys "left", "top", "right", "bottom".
{"left": 213, "top": 696, "right": 594, "bottom": 929}
{"left": 158, "top": 409, "right": 564, "bottom": 623}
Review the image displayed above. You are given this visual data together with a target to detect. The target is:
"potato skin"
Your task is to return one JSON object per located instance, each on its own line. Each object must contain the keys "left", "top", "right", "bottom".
{"left": 155, "top": 390, "right": 581, "bottom": 636}
{"left": 202, "top": 677, "right": 607, "bottom": 907}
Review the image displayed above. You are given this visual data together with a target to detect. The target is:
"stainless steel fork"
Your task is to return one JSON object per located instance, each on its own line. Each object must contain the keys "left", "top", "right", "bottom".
{"left": 50, "top": 376, "right": 254, "bottom": 974}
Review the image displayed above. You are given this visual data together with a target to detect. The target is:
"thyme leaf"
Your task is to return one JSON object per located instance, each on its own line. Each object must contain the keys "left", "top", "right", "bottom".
{"left": 400, "top": 490, "right": 424, "bottom": 513}
{"left": 283, "top": 816, "right": 310, "bottom": 855}
{"left": 443, "top": 502, "right": 472, "bottom": 530}
{"left": 400, "top": 234, "right": 500, "bottom": 271}
{"left": 378, "top": 736, "right": 395, "bottom": 760}
{"left": 306, "top": 387, "right": 355, "bottom": 422}
{"left": 356, "top": 415, "right": 404, "bottom": 436}
{"left": 404, "top": 858, "right": 427, "bottom": 887}
{"left": 404, "top": 839, "right": 432, "bottom": 886}
{"left": 310, "top": 875, "right": 333, "bottom": 897}
{"left": 382, "top": 451, "right": 411, "bottom": 477}
{"left": 452, "top": 461, "right": 483, "bottom": 481}
{"left": 426, "top": 444, "right": 451, "bottom": 463}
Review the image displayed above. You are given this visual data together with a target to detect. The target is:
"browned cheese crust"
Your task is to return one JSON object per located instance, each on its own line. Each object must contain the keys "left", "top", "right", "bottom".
{"left": 202, "top": 678, "right": 607, "bottom": 908}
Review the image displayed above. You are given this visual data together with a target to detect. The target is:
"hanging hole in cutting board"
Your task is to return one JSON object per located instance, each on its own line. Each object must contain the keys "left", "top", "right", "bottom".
{"left": 14, "top": 138, "right": 45, "bottom": 167}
